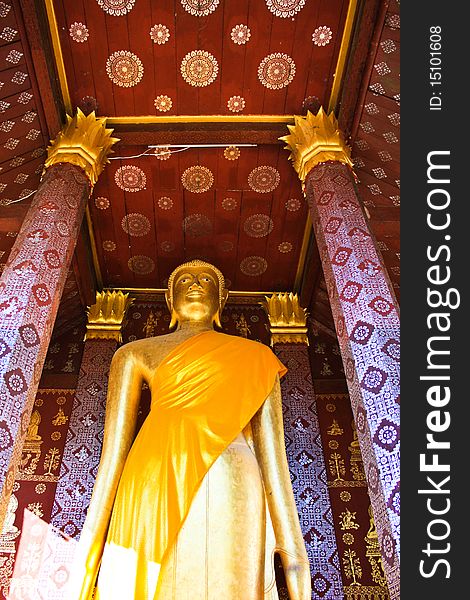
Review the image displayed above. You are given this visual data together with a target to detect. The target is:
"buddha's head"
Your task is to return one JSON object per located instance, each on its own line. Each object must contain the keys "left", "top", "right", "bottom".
{"left": 166, "top": 260, "right": 229, "bottom": 329}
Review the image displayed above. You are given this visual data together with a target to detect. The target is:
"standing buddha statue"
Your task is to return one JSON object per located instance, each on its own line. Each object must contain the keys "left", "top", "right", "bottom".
{"left": 70, "top": 260, "right": 311, "bottom": 599}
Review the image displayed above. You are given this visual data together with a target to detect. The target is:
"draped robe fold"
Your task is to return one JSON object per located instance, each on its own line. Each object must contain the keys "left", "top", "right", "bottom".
{"left": 96, "top": 331, "right": 287, "bottom": 599}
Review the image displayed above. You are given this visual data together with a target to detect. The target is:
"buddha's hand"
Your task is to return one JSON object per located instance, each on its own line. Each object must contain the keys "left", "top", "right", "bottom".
{"left": 66, "top": 530, "right": 102, "bottom": 600}
{"left": 280, "top": 552, "right": 312, "bottom": 600}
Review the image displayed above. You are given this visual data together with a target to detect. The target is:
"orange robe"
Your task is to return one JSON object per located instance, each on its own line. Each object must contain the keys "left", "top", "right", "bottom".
{"left": 96, "top": 331, "right": 286, "bottom": 599}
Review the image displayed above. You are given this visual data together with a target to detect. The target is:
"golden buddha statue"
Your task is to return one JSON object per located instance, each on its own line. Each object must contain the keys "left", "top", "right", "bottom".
{"left": 26, "top": 409, "right": 42, "bottom": 441}
{"left": 70, "top": 260, "right": 310, "bottom": 600}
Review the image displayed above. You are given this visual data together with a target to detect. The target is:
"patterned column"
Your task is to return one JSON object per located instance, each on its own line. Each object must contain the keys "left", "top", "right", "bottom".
{"left": 263, "top": 293, "right": 344, "bottom": 599}
{"left": 51, "top": 291, "right": 132, "bottom": 538}
{"left": 0, "top": 110, "right": 118, "bottom": 525}
{"left": 282, "top": 109, "right": 400, "bottom": 599}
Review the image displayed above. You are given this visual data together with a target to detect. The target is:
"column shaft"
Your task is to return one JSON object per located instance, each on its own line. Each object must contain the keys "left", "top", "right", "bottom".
{"left": 275, "top": 342, "right": 344, "bottom": 599}
{"left": 305, "top": 161, "right": 400, "bottom": 598}
{"left": 51, "top": 339, "right": 117, "bottom": 538}
{"left": 0, "top": 164, "right": 89, "bottom": 521}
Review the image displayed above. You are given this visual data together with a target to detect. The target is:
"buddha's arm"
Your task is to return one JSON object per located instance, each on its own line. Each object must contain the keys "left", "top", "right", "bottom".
{"left": 252, "top": 376, "right": 311, "bottom": 600}
{"left": 70, "top": 346, "right": 144, "bottom": 600}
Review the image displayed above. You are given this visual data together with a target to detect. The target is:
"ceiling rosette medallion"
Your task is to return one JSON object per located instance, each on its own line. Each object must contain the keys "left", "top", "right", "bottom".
{"left": 121, "top": 213, "right": 151, "bottom": 237}
{"left": 150, "top": 24, "right": 170, "bottom": 45}
{"left": 96, "top": 0, "right": 135, "bottom": 16}
{"left": 230, "top": 25, "right": 251, "bottom": 45}
{"left": 240, "top": 256, "right": 268, "bottom": 277}
{"left": 180, "top": 50, "right": 219, "bottom": 87}
{"left": 102, "top": 240, "right": 116, "bottom": 251}
{"left": 160, "top": 241, "right": 175, "bottom": 253}
{"left": 106, "top": 51, "right": 143, "bottom": 87}
{"left": 220, "top": 240, "right": 234, "bottom": 252}
{"left": 248, "top": 166, "right": 280, "bottom": 193}
{"left": 69, "top": 22, "right": 89, "bottom": 43}
{"left": 154, "top": 95, "right": 173, "bottom": 112}
{"left": 265, "top": 0, "right": 306, "bottom": 18}
{"left": 79, "top": 95, "right": 98, "bottom": 114}
{"left": 227, "top": 96, "right": 245, "bottom": 113}
{"left": 285, "top": 198, "right": 301, "bottom": 212}
{"left": 278, "top": 242, "right": 293, "bottom": 253}
{"left": 183, "top": 214, "right": 213, "bottom": 238}
{"left": 312, "top": 26, "right": 333, "bottom": 46}
{"left": 128, "top": 255, "right": 155, "bottom": 275}
{"left": 114, "top": 165, "right": 146, "bottom": 192}
{"left": 243, "top": 214, "right": 274, "bottom": 238}
{"left": 154, "top": 147, "right": 171, "bottom": 160}
{"left": 224, "top": 146, "right": 240, "bottom": 160}
{"left": 95, "top": 197, "right": 109, "bottom": 210}
{"left": 157, "top": 196, "right": 173, "bottom": 210}
{"left": 222, "top": 197, "right": 237, "bottom": 211}
{"left": 258, "top": 53, "right": 296, "bottom": 89}
{"left": 181, "top": 165, "right": 214, "bottom": 193}
{"left": 181, "top": 0, "right": 220, "bottom": 17}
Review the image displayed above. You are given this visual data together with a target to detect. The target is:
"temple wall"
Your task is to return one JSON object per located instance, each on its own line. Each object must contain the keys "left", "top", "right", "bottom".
{"left": 1, "top": 300, "right": 388, "bottom": 599}
{"left": 0, "top": 322, "right": 85, "bottom": 597}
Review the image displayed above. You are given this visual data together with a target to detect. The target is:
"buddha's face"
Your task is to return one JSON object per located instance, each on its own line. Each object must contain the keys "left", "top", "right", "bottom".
{"left": 171, "top": 266, "right": 220, "bottom": 324}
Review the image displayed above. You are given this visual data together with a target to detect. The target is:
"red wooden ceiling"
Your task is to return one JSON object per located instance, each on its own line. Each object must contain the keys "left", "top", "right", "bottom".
{"left": 0, "top": 0, "right": 49, "bottom": 212}
{"left": 351, "top": 0, "right": 400, "bottom": 299}
{"left": 47, "top": 0, "right": 352, "bottom": 293}
{"left": 1, "top": 0, "right": 399, "bottom": 331}
{"left": 53, "top": 0, "right": 348, "bottom": 117}
{"left": 92, "top": 143, "right": 307, "bottom": 291}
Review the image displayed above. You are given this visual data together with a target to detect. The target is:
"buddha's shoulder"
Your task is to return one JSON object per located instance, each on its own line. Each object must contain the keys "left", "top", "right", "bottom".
{"left": 113, "top": 333, "right": 176, "bottom": 360}
{"left": 215, "top": 331, "right": 272, "bottom": 354}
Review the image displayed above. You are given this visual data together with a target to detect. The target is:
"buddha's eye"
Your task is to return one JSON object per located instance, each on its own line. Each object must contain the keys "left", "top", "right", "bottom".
{"left": 200, "top": 273, "right": 215, "bottom": 284}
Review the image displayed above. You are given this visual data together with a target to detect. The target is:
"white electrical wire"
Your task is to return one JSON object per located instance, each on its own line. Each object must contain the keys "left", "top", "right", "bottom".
{"left": 109, "top": 143, "right": 257, "bottom": 160}
{"left": 2, "top": 144, "right": 258, "bottom": 203}
{"left": 3, "top": 189, "right": 38, "bottom": 205}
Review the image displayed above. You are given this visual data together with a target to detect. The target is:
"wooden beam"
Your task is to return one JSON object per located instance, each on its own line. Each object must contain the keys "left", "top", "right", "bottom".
{"left": 110, "top": 122, "right": 288, "bottom": 147}
{"left": 0, "top": 202, "right": 31, "bottom": 233}
{"left": 336, "top": 0, "right": 384, "bottom": 140}
{"left": 71, "top": 222, "right": 97, "bottom": 309}
{"left": 298, "top": 233, "right": 322, "bottom": 311}
{"left": 14, "top": 0, "right": 64, "bottom": 137}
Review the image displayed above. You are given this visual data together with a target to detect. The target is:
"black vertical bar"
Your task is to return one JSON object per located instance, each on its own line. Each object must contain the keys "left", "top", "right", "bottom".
{"left": 401, "top": 2, "right": 467, "bottom": 597}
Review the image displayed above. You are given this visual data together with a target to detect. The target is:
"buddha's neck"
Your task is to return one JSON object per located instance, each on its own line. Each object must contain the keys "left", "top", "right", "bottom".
{"left": 174, "top": 320, "right": 214, "bottom": 336}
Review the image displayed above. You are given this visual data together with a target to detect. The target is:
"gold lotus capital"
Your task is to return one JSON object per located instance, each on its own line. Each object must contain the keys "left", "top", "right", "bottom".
{"left": 85, "top": 291, "right": 133, "bottom": 342}
{"left": 261, "top": 292, "right": 309, "bottom": 346}
{"left": 280, "top": 107, "right": 353, "bottom": 183}
{"left": 44, "top": 108, "right": 119, "bottom": 186}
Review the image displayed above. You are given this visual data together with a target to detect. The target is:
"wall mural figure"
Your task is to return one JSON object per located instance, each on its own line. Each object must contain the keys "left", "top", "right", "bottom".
{"left": 70, "top": 260, "right": 310, "bottom": 600}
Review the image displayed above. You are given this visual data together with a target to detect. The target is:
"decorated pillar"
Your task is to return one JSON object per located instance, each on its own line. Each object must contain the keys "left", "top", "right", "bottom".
{"left": 51, "top": 291, "right": 132, "bottom": 538}
{"left": 281, "top": 109, "right": 400, "bottom": 599}
{"left": 0, "top": 111, "right": 118, "bottom": 524}
{"left": 262, "top": 293, "right": 344, "bottom": 599}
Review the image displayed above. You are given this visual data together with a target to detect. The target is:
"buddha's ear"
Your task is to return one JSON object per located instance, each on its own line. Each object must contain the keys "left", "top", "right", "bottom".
{"left": 168, "top": 310, "right": 178, "bottom": 329}
{"left": 221, "top": 288, "right": 229, "bottom": 311}
{"left": 213, "top": 310, "right": 223, "bottom": 329}
{"left": 214, "top": 288, "right": 229, "bottom": 328}
{"left": 164, "top": 290, "right": 171, "bottom": 312}
{"left": 165, "top": 291, "right": 178, "bottom": 329}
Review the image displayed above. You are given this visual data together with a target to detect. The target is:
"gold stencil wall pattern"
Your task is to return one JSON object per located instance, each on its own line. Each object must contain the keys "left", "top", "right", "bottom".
{"left": 0, "top": 389, "right": 75, "bottom": 599}
{"left": 316, "top": 393, "right": 390, "bottom": 599}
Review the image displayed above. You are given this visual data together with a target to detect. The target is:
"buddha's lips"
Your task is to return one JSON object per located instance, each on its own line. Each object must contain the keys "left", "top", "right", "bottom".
{"left": 186, "top": 289, "right": 205, "bottom": 298}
